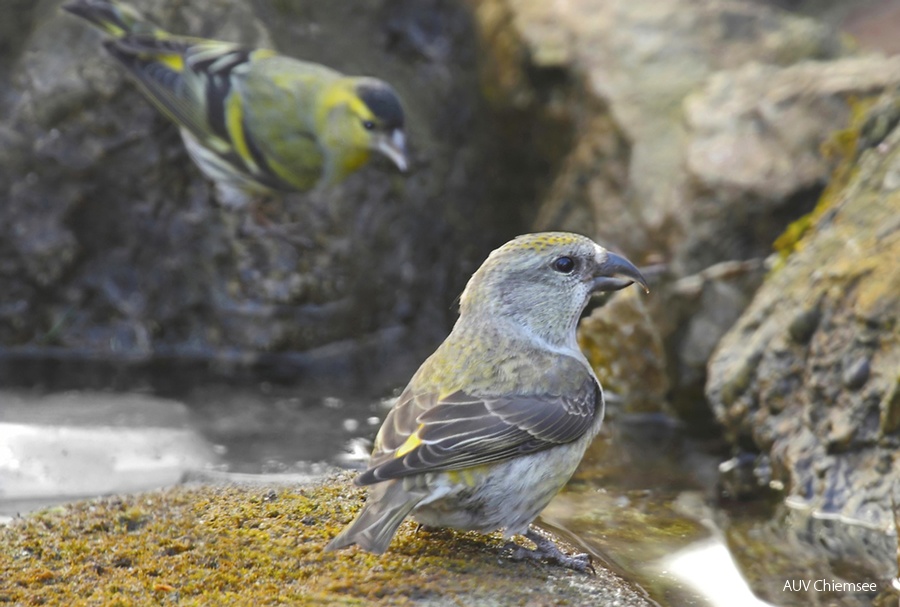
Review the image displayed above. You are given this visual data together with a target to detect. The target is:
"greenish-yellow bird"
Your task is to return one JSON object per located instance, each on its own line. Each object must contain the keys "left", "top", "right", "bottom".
{"left": 327, "top": 232, "right": 648, "bottom": 571}
{"left": 64, "top": 0, "right": 408, "bottom": 207}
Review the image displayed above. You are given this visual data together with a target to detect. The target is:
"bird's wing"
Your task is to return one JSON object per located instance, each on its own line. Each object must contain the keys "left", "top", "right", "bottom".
{"left": 105, "top": 35, "right": 307, "bottom": 189}
{"left": 102, "top": 36, "right": 235, "bottom": 140}
{"left": 356, "top": 371, "right": 601, "bottom": 485}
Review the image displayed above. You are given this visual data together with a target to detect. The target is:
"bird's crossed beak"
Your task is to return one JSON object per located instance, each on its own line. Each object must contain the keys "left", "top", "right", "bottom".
{"left": 591, "top": 250, "right": 650, "bottom": 294}
{"left": 375, "top": 129, "right": 408, "bottom": 172}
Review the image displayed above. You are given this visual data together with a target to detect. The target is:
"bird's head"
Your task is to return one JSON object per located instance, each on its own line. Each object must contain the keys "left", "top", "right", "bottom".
{"left": 458, "top": 232, "right": 648, "bottom": 348}
{"left": 317, "top": 77, "right": 407, "bottom": 175}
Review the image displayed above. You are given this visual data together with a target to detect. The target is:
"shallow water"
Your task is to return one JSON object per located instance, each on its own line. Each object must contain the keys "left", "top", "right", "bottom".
{"left": 0, "top": 386, "right": 894, "bottom": 606}
{"left": 539, "top": 415, "right": 892, "bottom": 606}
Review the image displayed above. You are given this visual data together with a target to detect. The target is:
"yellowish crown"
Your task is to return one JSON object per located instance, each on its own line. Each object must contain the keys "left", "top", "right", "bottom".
{"left": 503, "top": 232, "right": 593, "bottom": 253}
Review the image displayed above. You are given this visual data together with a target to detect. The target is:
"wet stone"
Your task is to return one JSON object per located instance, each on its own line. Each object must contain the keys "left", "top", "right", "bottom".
{"left": 878, "top": 379, "right": 900, "bottom": 436}
{"left": 788, "top": 307, "right": 821, "bottom": 344}
{"left": 842, "top": 357, "right": 871, "bottom": 390}
{"left": 717, "top": 453, "right": 763, "bottom": 500}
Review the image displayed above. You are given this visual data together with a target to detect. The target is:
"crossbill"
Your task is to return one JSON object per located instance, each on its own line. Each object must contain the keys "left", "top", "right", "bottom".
{"left": 326, "top": 232, "right": 648, "bottom": 570}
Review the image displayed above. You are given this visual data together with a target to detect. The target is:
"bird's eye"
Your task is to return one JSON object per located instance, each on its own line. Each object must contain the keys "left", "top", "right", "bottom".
{"left": 552, "top": 256, "right": 575, "bottom": 274}
{"left": 362, "top": 120, "right": 376, "bottom": 130}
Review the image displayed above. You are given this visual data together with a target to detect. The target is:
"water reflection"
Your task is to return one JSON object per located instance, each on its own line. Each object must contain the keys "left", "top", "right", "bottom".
{"left": 179, "top": 383, "right": 387, "bottom": 472}
{"left": 663, "top": 539, "right": 776, "bottom": 607}
{"left": 540, "top": 413, "right": 891, "bottom": 607}
{"left": 0, "top": 391, "right": 219, "bottom": 521}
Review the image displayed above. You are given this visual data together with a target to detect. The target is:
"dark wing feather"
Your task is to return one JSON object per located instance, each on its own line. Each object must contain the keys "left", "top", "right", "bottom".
{"left": 104, "top": 36, "right": 298, "bottom": 188}
{"left": 102, "top": 36, "right": 213, "bottom": 138}
{"left": 103, "top": 36, "right": 262, "bottom": 147}
{"left": 356, "top": 374, "right": 601, "bottom": 485}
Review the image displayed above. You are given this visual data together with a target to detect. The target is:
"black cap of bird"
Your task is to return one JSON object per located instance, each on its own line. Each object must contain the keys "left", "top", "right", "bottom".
{"left": 63, "top": 0, "right": 408, "bottom": 207}
{"left": 326, "top": 232, "right": 649, "bottom": 571}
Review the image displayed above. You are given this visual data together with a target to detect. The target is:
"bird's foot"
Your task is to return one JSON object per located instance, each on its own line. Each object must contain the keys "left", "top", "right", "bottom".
{"left": 505, "top": 528, "right": 594, "bottom": 574}
{"left": 221, "top": 193, "right": 312, "bottom": 247}
{"left": 249, "top": 204, "right": 275, "bottom": 229}
{"left": 414, "top": 523, "right": 441, "bottom": 535}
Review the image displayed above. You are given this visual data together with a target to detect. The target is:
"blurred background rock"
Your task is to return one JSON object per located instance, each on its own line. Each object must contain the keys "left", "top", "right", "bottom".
{"left": 0, "top": 0, "right": 555, "bottom": 393}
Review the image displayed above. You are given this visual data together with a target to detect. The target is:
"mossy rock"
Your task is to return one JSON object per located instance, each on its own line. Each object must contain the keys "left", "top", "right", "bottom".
{"left": 0, "top": 475, "right": 652, "bottom": 606}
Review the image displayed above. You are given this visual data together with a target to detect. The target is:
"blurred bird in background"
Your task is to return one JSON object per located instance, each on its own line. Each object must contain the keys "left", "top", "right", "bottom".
{"left": 326, "top": 232, "right": 649, "bottom": 571}
{"left": 63, "top": 0, "right": 408, "bottom": 210}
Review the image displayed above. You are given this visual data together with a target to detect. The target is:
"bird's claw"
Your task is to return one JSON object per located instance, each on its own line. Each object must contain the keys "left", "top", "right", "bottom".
{"left": 414, "top": 523, "right": 440, "bottom": 535}
{"left": 504, "top": 528, "right": 595, "bottom": 574}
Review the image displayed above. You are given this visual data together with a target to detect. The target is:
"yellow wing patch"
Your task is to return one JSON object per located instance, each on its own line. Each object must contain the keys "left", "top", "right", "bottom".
{"left": 156, "top": 53, "right": 185, "bottom": 73}
{"left": 391, "top": 392, "right": 455, "bottom": 460}
{"left": 395, "top": 426, "right": 423, "bottom": 458}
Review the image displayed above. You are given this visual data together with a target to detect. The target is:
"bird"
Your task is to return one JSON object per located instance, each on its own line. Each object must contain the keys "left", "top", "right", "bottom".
{"left": 63, "top": 0, "right": 408, "bottom": 208}
{"left": 326, "top": 232, "right": 649, "bottom": 571}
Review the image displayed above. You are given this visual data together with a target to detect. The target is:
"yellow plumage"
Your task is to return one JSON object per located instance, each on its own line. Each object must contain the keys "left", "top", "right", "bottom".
{"left": 64, "top": 0, "right": 408, "bottom": 206}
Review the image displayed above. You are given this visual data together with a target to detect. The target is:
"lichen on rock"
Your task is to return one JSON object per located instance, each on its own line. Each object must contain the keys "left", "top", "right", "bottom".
{"left": 0, "top": 477, "right": 653, "bottom": 606}
{"left": 706, "top": 93, "right": 900, "bottom": 548}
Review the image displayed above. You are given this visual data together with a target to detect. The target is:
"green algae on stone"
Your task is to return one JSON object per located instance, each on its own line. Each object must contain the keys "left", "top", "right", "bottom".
{"left": 0, "top": 475, "right": 653, "bottom": 606}
{"left": 772, "top": 95, "right": 900, "bottom": 268}
{"left": 706, "top": 89, "right": 900, "bottom": 557}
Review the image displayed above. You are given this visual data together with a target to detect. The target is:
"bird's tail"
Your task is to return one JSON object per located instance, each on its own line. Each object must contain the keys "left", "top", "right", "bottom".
{"left": 62, "top": 0, "right": 165, "bottom": 38}
{"left": 325, "top": 480, "right": 424, "bottom": 554}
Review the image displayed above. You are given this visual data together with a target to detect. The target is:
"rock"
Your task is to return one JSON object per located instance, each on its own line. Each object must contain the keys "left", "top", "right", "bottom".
{"left": 0, "top": 0, "right": 550, "bottom": 390}
{"left": 665, "top": 259, "right": 768, "bottom": 419}
{"left": 578, "top": 289, "right": 668, "bottom": 414}
{"left": 680, "top": 55, "right": 900, "bottom": 273}
{"left": 466, "top": 0, "right": 900, "bottom": 412}
{"left": 750, "top": 0, "right": 900, "bottom": 57}
{"left": 2, "top": 0, "right": 898, "bottom": 425}
{"left": 513, "top": 0, "right": 848, "bottom": 258}
{"left": 719, "top": 499, "right": 895, "bottom": 605}
{"left": 0, "top": 479, "right": 654, "bottom": 606}
{"left": 706, "top": 96, "right": 900, "bottom": 531}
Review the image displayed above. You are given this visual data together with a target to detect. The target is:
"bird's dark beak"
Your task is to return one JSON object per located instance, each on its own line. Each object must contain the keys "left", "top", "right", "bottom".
{"left": 375, "top": 129, "right": 408, "bottom": 172}
{"left": 591, "top": 251, "right": 649, "bottom": 293}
